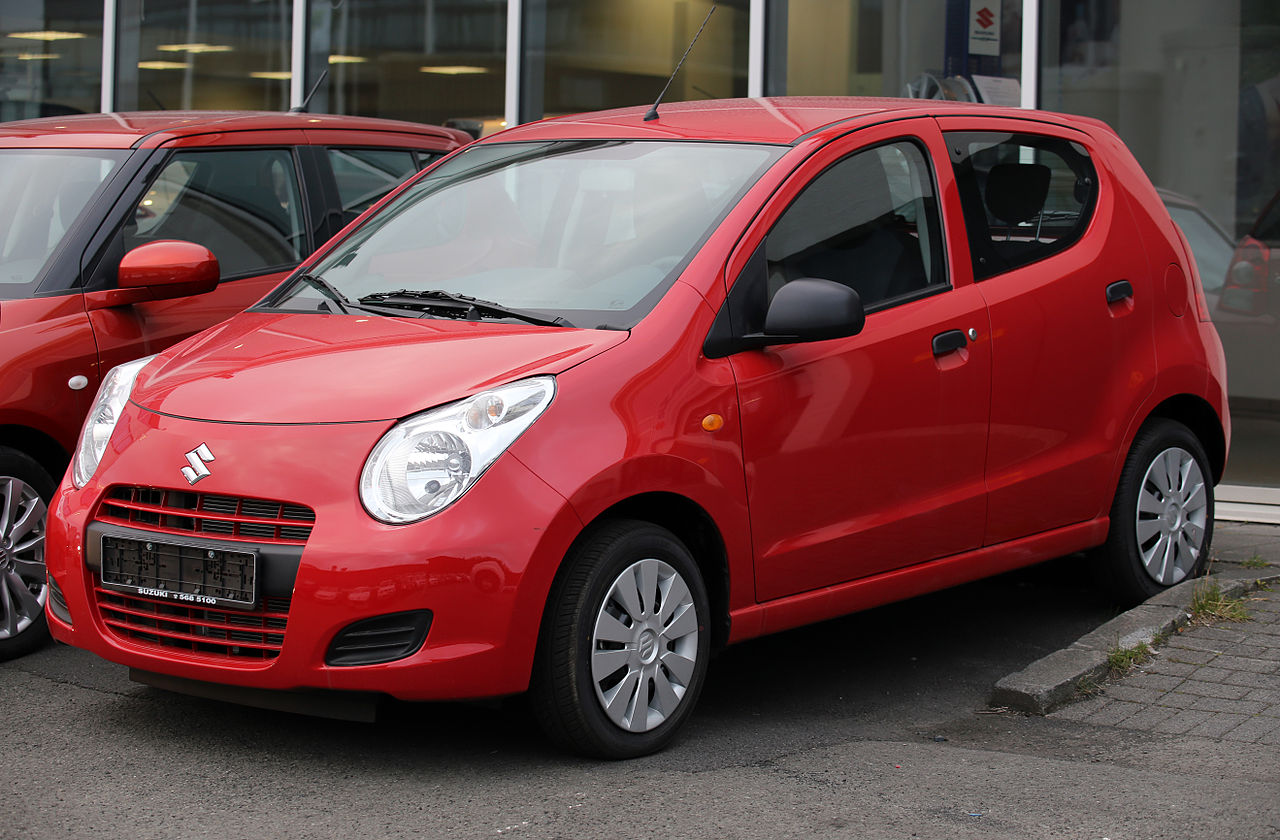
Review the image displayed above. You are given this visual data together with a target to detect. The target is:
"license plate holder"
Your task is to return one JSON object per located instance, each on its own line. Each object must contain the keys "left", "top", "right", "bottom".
{"left": 99, "top": 535, "right": 257, "bottom": 610}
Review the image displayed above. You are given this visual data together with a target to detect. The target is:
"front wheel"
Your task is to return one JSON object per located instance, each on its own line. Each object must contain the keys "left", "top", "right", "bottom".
{"left": 0, "top": 448, "right": 56, "bottom": 661}
{"left": 531, "top": 520, "right": 710, "bottom": 759}
{"left": 1095, "top": 419, "right": 1214, "bottom": 604}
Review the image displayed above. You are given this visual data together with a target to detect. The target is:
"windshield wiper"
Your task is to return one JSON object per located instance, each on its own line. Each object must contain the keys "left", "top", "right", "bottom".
{"left": 292, "top": 273, "right": 356, "bottom": 314}
{"left": 358, "top": 289, "right": 574, "bottom": 328}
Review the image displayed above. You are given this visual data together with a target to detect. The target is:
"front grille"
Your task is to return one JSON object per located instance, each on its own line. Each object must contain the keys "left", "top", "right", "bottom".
{"left": 94, "top": 585, "right": 290, "bottom": 660}
{"left": 96, "top": 487, "right": 315, "bottom": 545}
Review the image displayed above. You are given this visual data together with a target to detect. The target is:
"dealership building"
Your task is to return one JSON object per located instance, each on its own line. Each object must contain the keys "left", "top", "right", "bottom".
{"left": 2, "top": 0, "right": 1278, "bottom": 517}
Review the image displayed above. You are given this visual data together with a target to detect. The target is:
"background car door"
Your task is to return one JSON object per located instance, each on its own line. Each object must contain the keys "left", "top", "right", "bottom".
{"left": 938, "top": 118, "right": 1157, "bottom": 546}
{"left": 727, "top": 123, "right": 992, "bottom": 602}
{"left": 86, "top": 133, "right": 312, "bottom": 374}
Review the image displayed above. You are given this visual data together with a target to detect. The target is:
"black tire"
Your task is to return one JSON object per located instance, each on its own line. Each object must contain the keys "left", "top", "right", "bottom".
{"left": 530, "top": 520, "right": 711, "bottom": 759}
{"left": 1095, "top": 419, "right": 1214, "bottom": 605}
{"left": 0, "top": 447, "right": 56, "bottom": 661}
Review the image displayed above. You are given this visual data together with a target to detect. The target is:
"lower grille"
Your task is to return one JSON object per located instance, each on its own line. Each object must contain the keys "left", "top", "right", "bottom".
{"left": 47, "top": 575, "right": 72, "bottom": 626}
{"left": 326, "top": 610, "right": 432, "bottom": 666}
{"left": 95, "top": 585, "right": 290, "bottom": 661}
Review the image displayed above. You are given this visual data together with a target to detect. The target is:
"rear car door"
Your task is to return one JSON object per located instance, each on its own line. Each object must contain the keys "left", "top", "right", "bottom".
{"left": 725, "top": 120, "right": 992, "bottom": 602}
{"left": 937, "top": 117, "right": 1157, "bottom": 545}
{"left": 84, "top": 131, "right": 312, "bottom": 373}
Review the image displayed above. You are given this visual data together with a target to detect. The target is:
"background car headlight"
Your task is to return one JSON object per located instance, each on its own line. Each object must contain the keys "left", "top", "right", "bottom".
{"left": 72, "top": 355, "right": 155, "bottom": 488}
{"left": 360, "top": 376, "right": 556, "bottom": 524}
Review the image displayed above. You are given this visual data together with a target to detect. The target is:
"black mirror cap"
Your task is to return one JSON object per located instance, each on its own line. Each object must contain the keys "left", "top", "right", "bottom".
{"left": 763, "top": 278, "right": 865, "bottom": 343}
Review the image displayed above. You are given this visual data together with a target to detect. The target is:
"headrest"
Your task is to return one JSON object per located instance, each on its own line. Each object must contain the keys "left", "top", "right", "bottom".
{"left": 985, "top": 163, "right": 1051, "bottom": 225}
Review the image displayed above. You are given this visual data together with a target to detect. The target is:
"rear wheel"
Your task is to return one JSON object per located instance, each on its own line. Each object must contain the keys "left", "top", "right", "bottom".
{"left": 0, "top": 448, "right": 55, "bottom": 661}
{"left": 1096, "top": 419, "right": 1214, "bottom": 604}
{"left": 531, "top": 520, "right": 710, "bottom": 759}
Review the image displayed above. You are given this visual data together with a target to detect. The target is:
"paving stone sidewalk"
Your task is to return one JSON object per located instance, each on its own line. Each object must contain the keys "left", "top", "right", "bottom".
{"left": 1049, "top": 523, "right": 1280, "bottom": 744}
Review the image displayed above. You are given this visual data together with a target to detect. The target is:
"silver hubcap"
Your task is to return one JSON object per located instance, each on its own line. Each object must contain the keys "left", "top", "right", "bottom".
{"left": 0, "top": 477, "right": 48, "bottom": 640}
{"left": 591, "top": 558, "right": 699, "bottom": 733}
{"left": 1135, "top": 446, "right": 1207, "bottom": 586}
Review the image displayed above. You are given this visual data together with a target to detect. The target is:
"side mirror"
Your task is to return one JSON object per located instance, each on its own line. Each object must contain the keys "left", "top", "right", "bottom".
{"left": 756, "top": 278, "right": 865, "bottom": 344}
{"left": 116, "top": 240, "right": 220, "bottom": 302}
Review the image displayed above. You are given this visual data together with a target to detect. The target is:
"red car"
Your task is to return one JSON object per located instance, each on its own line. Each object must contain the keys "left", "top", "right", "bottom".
{"left": 43, "top": 98, "right": 1228, "bottom": 758}
{"left": 0, "top": 111, "right": 469, "bottom": 660}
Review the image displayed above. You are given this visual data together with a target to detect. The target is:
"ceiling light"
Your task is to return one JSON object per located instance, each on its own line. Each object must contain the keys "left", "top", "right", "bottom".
{"left": 250, "top": 71, "right": 292, "bottom": 80}
{"left": 418, "top": 65, "right": 487, "bottom": 75}
{"left": 9, "top": 30, "right": 86, "bottom": 41}
{"left": 328, "top": 54, "right": 367, "bottom": 64}
{"left": 138, "top": 60, "right": 190, "bottom": 70}
{"left": 157, "top": 43, "right": 233, "bottom": 54}
{"left": 17, "top": 52, "right": 59, "bottom": 60}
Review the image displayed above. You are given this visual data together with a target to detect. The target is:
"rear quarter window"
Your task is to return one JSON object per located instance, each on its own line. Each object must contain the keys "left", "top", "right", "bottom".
{"left": 946, "top": 131, "right": 1098, "bottom": 281}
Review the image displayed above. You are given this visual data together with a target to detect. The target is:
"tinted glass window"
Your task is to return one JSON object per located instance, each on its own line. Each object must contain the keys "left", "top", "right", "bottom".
{"left": 328, "top": 148, "right": 423, "bottom": 224}
{"left": 0, "top": 149, "right": 127, "bottom": 298}
{"left": 765, "top": 141, "right": 945, "bottom": 310}
{"left": 127, "top": 148, "right": 305, "bottom": 279}
{"left": 947, "top": 131, "right": 1097, "bottom": 281}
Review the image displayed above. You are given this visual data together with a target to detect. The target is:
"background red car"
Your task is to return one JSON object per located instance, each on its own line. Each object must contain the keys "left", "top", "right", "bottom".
{"left": 0, "top": 111, "right": 469, "bottom": 660}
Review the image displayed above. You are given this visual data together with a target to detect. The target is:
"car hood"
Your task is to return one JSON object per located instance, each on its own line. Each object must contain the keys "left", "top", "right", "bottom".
{"left": 131, "top": 311, "right": 628, "bottom": 424}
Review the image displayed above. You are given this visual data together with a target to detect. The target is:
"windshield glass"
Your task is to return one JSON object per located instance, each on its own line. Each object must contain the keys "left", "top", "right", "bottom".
{"left": 267, "top": 140, "right": 783, "bottom": 328}
{"left": 0, "top": 149, "right": 128, "bottom": 298}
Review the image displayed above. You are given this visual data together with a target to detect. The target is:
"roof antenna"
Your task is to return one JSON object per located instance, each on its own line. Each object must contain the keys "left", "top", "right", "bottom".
{"left": 644, "top": 5, "right": 716, "bottom": 122}
{"left": 290, "top": 69, "right": 329, "bottom": 113}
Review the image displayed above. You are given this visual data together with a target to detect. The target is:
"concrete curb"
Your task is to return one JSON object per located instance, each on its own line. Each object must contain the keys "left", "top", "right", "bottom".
{"left": 990, "top": 566, "right": 1280, "bottom": 715}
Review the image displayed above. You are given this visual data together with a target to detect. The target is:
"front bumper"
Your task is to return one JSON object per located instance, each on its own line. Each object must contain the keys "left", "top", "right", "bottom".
{"left": 46, "top": 405, "right": 583, "bottom": 700}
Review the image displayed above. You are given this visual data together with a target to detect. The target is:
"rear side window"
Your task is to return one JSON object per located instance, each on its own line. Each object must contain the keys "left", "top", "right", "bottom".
{"left": 128, "top": 148, "right": 305, "bottom": 279}
{"left": 765, "top": 140, "right": 946, "bottom": 311}
{"left": 946, "top": 131, "right": 1098, "bottom": 280}
{"left": 328, "top": 148, "right": 437, "bottom": 224}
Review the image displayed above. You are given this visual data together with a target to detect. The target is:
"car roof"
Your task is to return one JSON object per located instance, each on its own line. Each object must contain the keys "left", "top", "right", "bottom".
{"left": 487, "top": 96, "right": 1101, "bottom": 146}
{"left": 0, "top": 110, "right": 471, "bottom": 150}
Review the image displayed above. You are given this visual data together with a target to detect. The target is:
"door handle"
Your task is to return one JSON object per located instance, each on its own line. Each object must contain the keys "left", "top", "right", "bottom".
{"left": 1106, "top": 280, "right": 1134, "bottom": 304}
{"left": 932, "top": 329, "right": 967, "bottom": 357}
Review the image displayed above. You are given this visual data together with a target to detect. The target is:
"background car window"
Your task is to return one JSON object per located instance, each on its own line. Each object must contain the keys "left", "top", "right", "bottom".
{"left": 127, "top": 148, "right": 305, "bottom": 279}
{"left": 765, "top": 141, "right": 945, "bottom": 310}
{"left": 0, "top": 149, "right": 126, "bottom": 298}
{"left": 947, "top": 131, "right": 1097, "bottom": 281}
{"left": 328, "top": 148, "right": 430, "bottom": 224}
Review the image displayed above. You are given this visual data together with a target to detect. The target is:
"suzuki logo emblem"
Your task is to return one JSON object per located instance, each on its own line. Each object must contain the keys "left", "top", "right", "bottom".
{"left": 181, "top": 444, "right": 215, "bottom": 485}
{"left": 976, "top": 7, "right": 995, "bottom": 28}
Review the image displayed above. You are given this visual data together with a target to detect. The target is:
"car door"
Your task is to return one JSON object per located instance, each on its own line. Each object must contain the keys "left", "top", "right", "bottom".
{"left": 937, "top": 117, "right": 1157, "bottom": 545}
{"left": 724, "top": 121, "right": 992, "bottom": 602}
{"left": 85, "top": 132, "right": 313, "bottom": 374}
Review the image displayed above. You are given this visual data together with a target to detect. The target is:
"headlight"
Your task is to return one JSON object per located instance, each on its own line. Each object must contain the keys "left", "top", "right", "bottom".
{"left": 360, "top": 376, "right": 556, "bottom": 524}
{"left": 72, "top": 355, "right": 155, "bottom": 488}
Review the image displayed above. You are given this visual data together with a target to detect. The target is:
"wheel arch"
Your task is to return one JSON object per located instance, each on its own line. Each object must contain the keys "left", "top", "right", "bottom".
{"left": 1142, "top": 394, "right": 1226, "bottom": 484}
{"left": 0, "top": 425, "right": 70, "bottom": 484}
{"left": 569, "top": 492, "right": 732, "bottom": 653}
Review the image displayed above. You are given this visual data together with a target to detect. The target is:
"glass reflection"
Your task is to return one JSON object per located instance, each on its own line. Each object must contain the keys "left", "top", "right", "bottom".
{"left": 0, "top": 0, "right": 102, "bottom": 120}
{"left": 115, "top": 0, "right": 291, "bottom": 112}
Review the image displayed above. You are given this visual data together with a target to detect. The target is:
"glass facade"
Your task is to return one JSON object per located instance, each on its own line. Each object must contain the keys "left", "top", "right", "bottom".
{"left": 0, "top": 0, "right": 103, "bottom": 119}
{"left": 1040, "top": 0, "right": 1280, "bottom": 489}
{"left": 2, "top": 0, "right": 1277, "bottom": 504}
{"left": 520, "top": 0, "right": 748, "bottom": 124}
{"left": 115, "top": 0, "right": 292, "bottom": 111}
{"left": 306, "top": 0, "right": 507, "bottom": 133}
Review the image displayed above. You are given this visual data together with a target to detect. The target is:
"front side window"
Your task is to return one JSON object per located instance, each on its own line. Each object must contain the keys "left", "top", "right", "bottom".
{"left": 765, "top": 140, "right": 946, "bottom": 311}
{"left": 127, "top": 148, "right": 305, "bottom": 279}
{"left": 269, "top": 140, "right": 783, "bottom": 329}
{"left": 947, "top": 131, "right": 1098, "bottom": 281}
{"left": 0, "top": 149, "right": 127, "bottom": 298}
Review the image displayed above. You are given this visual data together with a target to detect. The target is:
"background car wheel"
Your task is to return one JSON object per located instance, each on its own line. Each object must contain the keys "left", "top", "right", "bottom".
{"left": 0, "top": 447, "right": 55, "bottom": 661}
{"left": 531, "top": 519, "right": 710, "bottom": 759}
{"left": 1095, "top": 419, "right": 1214, "bottom": 604}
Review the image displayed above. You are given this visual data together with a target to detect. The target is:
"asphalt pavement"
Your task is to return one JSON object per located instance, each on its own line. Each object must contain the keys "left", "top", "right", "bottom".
{"left": 5, "top": 522, "right": 1279, "bottom": 839}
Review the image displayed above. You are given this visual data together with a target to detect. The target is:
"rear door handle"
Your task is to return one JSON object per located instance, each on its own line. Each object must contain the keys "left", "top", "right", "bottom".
{"left": 932, "top": 329, "right": 967, "bottom": 357}
{"left": 1106, "top": 280, "right": 1133, "bottom": 304}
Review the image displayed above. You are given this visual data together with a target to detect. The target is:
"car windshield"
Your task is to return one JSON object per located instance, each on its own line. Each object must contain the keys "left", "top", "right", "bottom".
{"left": 265, "top": 139, "right": 783, "bottom": 328}
{"left": 0, "top": 149, "right": 128, "bottom": 298}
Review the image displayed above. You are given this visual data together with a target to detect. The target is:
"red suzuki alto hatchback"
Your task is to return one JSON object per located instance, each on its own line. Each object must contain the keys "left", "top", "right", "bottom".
{"left": 43, "top": 98, "right": 1228, "bottom": 758}
{"left": 0, "top": 111, "right": 469, "bottom": 660}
